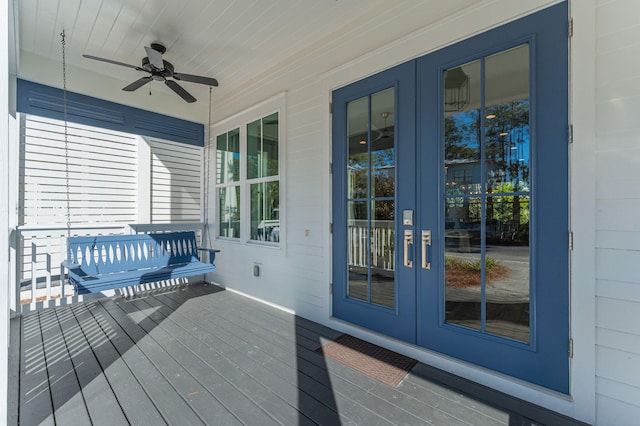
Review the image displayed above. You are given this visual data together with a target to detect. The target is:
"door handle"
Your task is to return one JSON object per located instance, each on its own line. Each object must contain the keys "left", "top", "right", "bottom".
{"left": 403, "top": 230, "right": 413, "bottom": 268}
{"left": 421, "top": 230, "right": 431, "bottom": 270}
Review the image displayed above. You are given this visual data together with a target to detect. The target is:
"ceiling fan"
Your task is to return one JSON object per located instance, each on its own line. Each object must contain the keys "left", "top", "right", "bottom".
{"left": 83, "top": 42, "right": 218, "bottom": 103}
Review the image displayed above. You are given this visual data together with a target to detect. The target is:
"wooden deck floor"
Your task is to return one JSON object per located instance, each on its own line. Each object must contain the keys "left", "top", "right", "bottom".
{"left": 9, "top": 283, "right": 586, "bottom": 425}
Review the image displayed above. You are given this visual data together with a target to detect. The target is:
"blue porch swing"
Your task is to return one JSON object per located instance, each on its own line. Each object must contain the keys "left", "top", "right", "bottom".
{"left": 57, "top": 31, "right": 220, "bottom": 295}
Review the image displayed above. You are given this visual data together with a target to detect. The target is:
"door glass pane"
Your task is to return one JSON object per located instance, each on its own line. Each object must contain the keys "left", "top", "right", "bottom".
{"left": 346, "top": 88, "right": 396, "bottom": 308}
{"left": 348, "top": 200, "right": 368, "bottom": 302}
{"left": 444, "top": 197, "right": 481, "bottom": 330}
{"left": 442, "top": 45, "right": 530, "bottom": 342}
{"left": 484, "top": 45, "right": 530, "bottom": 342}
{"left": 371, "top": 89, "right": 395, "bottom": 198}
{"left": 347, "top": 97, "right": 368, "bottom": 199}
{"left": 485, "top": 196, "right": 530, "bottom": 342}
{"left": 445, "top": 60, "right": 481, "bottom": 196}
{"left": 371, "top": 200, "right": 394, "bottom": 308}
{"left": 485, "top": 45, "right": 530, "bottom": 194}
{"left": 444, "top": 59, "right": 481, "bottom": 330}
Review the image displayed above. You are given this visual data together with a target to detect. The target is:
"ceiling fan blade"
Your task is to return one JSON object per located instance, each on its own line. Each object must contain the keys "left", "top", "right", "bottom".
{"left": 173, "top": 72, "right": 219, "bottom": 87}
{"left": 144, "top": 46, "right": 164, "bottom": 71}
{"left": 165, "top": 80, "right": 197, "bottom": 103}
{"left": 123, "top": 76, "right": 153, "bottom": 91}
{"left": 83, "top": 54, "right": 143, "bottom": 71}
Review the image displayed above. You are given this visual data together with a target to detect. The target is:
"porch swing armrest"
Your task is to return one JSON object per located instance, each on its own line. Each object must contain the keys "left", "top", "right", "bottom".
{"left": 61, "top": 260, "right": 81, "bottom": 270}
{"left": 197, "top": 248, "right": 221, "bottom": 264}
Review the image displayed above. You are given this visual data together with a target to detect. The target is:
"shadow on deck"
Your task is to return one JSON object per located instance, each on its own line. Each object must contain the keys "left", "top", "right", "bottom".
{"left": 9, "top": 283, "right": 588, "bottom": 425}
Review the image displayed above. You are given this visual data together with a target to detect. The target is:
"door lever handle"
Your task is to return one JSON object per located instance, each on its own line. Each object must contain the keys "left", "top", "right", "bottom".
{"left": 421, "top": 230, "right": 431, "bottom": 270}
{"left": 403, "top": 230, "right": 413, "bottom": 268}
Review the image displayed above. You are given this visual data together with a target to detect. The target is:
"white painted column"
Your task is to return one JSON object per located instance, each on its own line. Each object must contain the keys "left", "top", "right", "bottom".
{"left": 568, "top": 1, "right": 597, "bottom": 424}
{"left": 1, "top": 0, "right": 13, "bottom": 420}
{"left": 137, "top": 136, "right": 152, "bottom": 223}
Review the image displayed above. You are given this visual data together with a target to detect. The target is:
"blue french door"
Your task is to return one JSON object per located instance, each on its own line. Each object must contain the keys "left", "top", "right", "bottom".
{"left": 332, "top": 2, "right": 568, "bottom": 393}
{"left": 332, "top": 61, "right": 417, "bottom": 343}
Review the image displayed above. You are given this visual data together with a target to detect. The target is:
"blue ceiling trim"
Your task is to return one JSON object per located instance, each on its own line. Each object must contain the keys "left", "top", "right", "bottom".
{"left": 17, "top": 79, "right": 204, "bottom": 147}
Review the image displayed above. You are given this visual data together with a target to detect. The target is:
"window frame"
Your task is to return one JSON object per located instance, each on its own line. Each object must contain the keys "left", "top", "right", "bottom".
{"left": 211, "top": 92, "right": 286, "bottom": 248}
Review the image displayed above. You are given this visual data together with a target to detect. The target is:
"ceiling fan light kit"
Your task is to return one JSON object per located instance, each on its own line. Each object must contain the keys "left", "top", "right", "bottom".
{"left": 83, "top": 42, "right": 218, "bottom": 103}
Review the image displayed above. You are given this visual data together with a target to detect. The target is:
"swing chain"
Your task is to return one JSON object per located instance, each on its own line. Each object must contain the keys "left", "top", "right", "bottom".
{"left": 60, "top": 30, "right": 75, "bottom": 295}
{"left": 203, "top": 86, "right": 212, "bottom": 248}
{"left": 61, "top": 30, "right": 71, "bottom": 238}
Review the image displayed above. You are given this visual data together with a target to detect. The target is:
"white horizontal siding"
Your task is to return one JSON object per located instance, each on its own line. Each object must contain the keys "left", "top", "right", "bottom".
{"left": 20, "top": 115, "right": 139, "bottom": 226}
{"left": 149, "top": 138, "right": 202, "bottom": 224}
{"left": 595, "top": 0, "right": 640, "bottom": 423}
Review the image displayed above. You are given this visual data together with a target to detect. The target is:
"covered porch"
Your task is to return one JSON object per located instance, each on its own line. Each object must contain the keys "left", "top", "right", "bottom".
{"left": 10, "top": 282, "right": 582, "bottom": 426}
{"left": 6, "top": 0, "right": 640, "bottom": 424}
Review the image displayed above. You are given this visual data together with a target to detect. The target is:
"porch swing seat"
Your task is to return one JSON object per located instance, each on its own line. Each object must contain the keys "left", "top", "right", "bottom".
{"left": 62, "top": 231, "right": 220, "bottom": 294}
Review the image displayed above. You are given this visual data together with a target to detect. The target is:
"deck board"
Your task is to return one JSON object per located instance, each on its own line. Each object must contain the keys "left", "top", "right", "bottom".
{"left": 40, "top": 307, "right": 93, "bottom": 425}
{"left": 7, "top": 313, "right": 21, "bottom": 426}
{"left": 19, "top": 313, "right": 56, "bottom": 426}
{"left": 70, "top": 302, "right": 165, "bottom": 425}
{"left": 12, "top": 283, "right": 590, "bottom": 426}
{"left": 57, "top": 303, "right": 129, "bottom": 426}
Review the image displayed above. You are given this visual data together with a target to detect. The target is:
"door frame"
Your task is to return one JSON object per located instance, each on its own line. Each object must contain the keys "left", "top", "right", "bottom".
{"left": 331, "top": 1, "right": 569, "bottom": 394}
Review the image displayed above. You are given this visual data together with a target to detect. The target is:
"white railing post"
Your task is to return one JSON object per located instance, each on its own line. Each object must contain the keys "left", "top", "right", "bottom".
{"left": 45, "top": 236, "right": 52, "bottom": 301}
{"left": 30, "top": 237, "right": 36, "bottom": 303}
{"left": 14, "top": 230, "right": 22, "bottom": 309}
{"left": 347, "top": 222, "right": 395, "bottom": 272}
{"left": 60, "top": 235, "right": 66, "bottom": 299}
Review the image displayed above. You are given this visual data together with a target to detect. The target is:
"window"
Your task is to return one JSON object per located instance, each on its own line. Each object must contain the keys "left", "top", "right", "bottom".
{"left": 247, "top": 113, "right": 280, "bottom": 242}
{"left": 216, "top": 128, "right": 240, "bottom": 238}
{"left": 213, "top": 93, "right": 285, "bottom": 246}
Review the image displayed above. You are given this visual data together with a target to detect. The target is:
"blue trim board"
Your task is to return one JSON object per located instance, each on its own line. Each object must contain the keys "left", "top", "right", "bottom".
{"left": 17, "top": 79, "right": 204, "bottom": 146}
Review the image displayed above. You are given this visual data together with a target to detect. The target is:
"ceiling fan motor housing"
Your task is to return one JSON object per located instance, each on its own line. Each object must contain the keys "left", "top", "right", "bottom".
{"left": 142, "top": 57, "right": 174, "bottom": 78}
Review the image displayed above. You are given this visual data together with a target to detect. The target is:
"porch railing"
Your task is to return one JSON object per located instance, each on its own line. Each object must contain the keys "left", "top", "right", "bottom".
{"left": 14, "top": 222, "right": 206, "bottom": 312}
{"left": 348, "top": 221, "right": 395, "bottom": 271}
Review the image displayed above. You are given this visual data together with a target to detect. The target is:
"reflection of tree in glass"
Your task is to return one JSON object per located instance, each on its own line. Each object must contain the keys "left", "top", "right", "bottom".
{"left": 444, "top": 100, "right": 530, "bottom": 243}
{"left": 348, "top": 153, "right": 368, "bottom": 199}
{"left": 445, "top": 110, "right": 480, "bottom": 161}
{"left": 484, "top": 100, "right": 530, "bottom": 192}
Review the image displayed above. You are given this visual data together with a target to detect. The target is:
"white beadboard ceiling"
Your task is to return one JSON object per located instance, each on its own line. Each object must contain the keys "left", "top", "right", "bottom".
{"left": 17, "top": 0, "right": 482, "bottom": 119}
